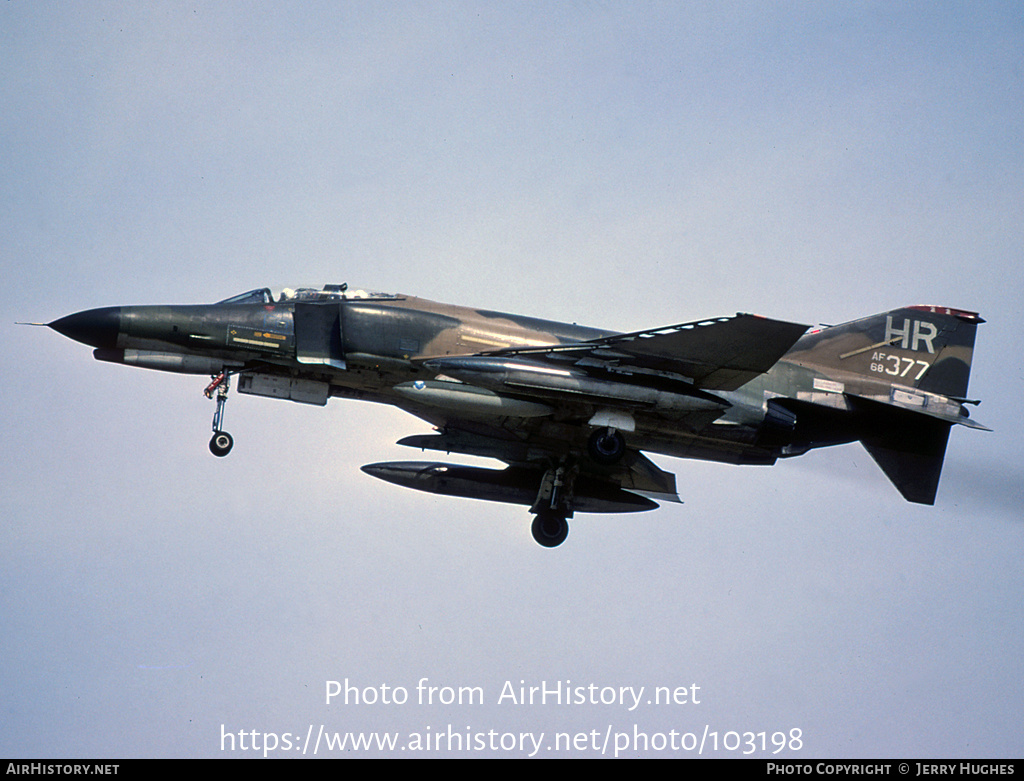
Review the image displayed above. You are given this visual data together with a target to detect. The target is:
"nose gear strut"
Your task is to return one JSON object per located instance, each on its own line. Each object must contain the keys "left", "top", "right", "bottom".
{"left": 205, "top": 372, "right": 234, "bottom": 456}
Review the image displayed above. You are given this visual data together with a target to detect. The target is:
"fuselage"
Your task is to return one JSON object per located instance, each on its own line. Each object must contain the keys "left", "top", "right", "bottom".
{"left": 51, "top": 290, "right": 785, "bottom": 465}
{"left": 45, "top": 286, "right": 986, "bottom": 530}
{"left": 49, "top": 288, "right": 981, "bottom": 473}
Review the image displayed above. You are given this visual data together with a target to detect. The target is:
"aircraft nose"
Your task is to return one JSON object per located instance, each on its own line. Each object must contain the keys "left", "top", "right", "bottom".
{"left": 49, "top": 307, "right": 122, "bottom": 349}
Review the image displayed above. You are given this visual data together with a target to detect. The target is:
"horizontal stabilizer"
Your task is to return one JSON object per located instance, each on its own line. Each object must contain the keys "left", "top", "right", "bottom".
{"left": 844, "top": 390, "right": 991, "bottom": 432}
{"left": 852, "top": 396, "right": 954, "bottom": 505}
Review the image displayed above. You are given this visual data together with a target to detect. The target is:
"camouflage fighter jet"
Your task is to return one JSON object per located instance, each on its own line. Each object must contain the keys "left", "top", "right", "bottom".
{"left": 43, "top": 284, "right": 988, "bottom": 546}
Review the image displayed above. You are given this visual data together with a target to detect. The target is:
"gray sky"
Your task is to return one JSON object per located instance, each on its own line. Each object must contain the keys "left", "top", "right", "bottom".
{"left": 3, "top": 1, "right": 1022, "bottom": 758}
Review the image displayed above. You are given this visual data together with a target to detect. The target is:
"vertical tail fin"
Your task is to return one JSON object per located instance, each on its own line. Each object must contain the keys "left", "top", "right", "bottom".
{"left": 789, "top": 305, "right": 983, "bottom": 398}
{"left": 785, "top": 306, "right": 984, "bottom": 504}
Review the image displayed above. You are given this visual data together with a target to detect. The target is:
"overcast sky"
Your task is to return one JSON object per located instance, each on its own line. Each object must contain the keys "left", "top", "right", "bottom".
{"left": 3, "top": 1, "right": 1022, "bottom": 758}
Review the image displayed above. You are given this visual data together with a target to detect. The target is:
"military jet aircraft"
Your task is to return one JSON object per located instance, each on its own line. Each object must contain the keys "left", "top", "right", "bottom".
{"left": 42, "top": 284, "right": 987, "bottom": 546}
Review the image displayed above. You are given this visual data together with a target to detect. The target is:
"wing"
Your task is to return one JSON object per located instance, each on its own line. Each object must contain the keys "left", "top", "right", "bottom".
{"left": 388, "top": 313, "right": 806, "bottom": 510}
{"left": 485, "top": 312, "right": 809, "bottom": 391}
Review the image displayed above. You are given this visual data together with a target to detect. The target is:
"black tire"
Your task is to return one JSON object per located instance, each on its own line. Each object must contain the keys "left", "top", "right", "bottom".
{"left": 587, "top": 427, "right": 626, "bottom": 465}
{"left": 531, "top": 512, "right": 569, "bottom": 548}
{"left": 209, "top": 431, "right": 233, "bottom": 457}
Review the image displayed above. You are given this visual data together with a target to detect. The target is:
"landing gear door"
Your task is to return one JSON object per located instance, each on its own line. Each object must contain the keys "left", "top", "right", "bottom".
{"left": 294, "top": 302, "right": 346, "bottom": 370}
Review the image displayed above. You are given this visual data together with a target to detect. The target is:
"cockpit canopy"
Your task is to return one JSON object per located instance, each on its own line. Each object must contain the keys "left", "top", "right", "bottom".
{"left": 217, "top": 284, "right": 400, "bottom": 305}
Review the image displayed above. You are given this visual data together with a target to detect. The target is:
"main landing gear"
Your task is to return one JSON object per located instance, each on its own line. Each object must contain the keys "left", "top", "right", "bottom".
{"left": 530, "top": 463, "right": 576, "bottom": 548}
{"left": 531, "top": 510, "right": 569, "bottom": 548}
{"left": 205, "top": 372, "right": 234, "bottom": 457}
{"left": 528, "top": 429, "right": 628, "bottom": 547}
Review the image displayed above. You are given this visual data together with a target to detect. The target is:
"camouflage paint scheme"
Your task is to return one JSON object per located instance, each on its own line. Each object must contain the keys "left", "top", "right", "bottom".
{"left": 46, "top": 286, "right": 987, "bottom": 547}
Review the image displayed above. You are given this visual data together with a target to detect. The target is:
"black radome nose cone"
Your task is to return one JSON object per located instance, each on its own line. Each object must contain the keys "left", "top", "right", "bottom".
{"left": 49, "top": 307, "right": 122, "bottom": 349}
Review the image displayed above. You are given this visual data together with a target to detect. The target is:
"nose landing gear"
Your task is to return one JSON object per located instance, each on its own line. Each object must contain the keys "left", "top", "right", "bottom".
{"left": 205, "top": 372, "right": 234, "bottom": 457}
{"left": 209, "top": 430, "right": 234, "bottom": 457}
